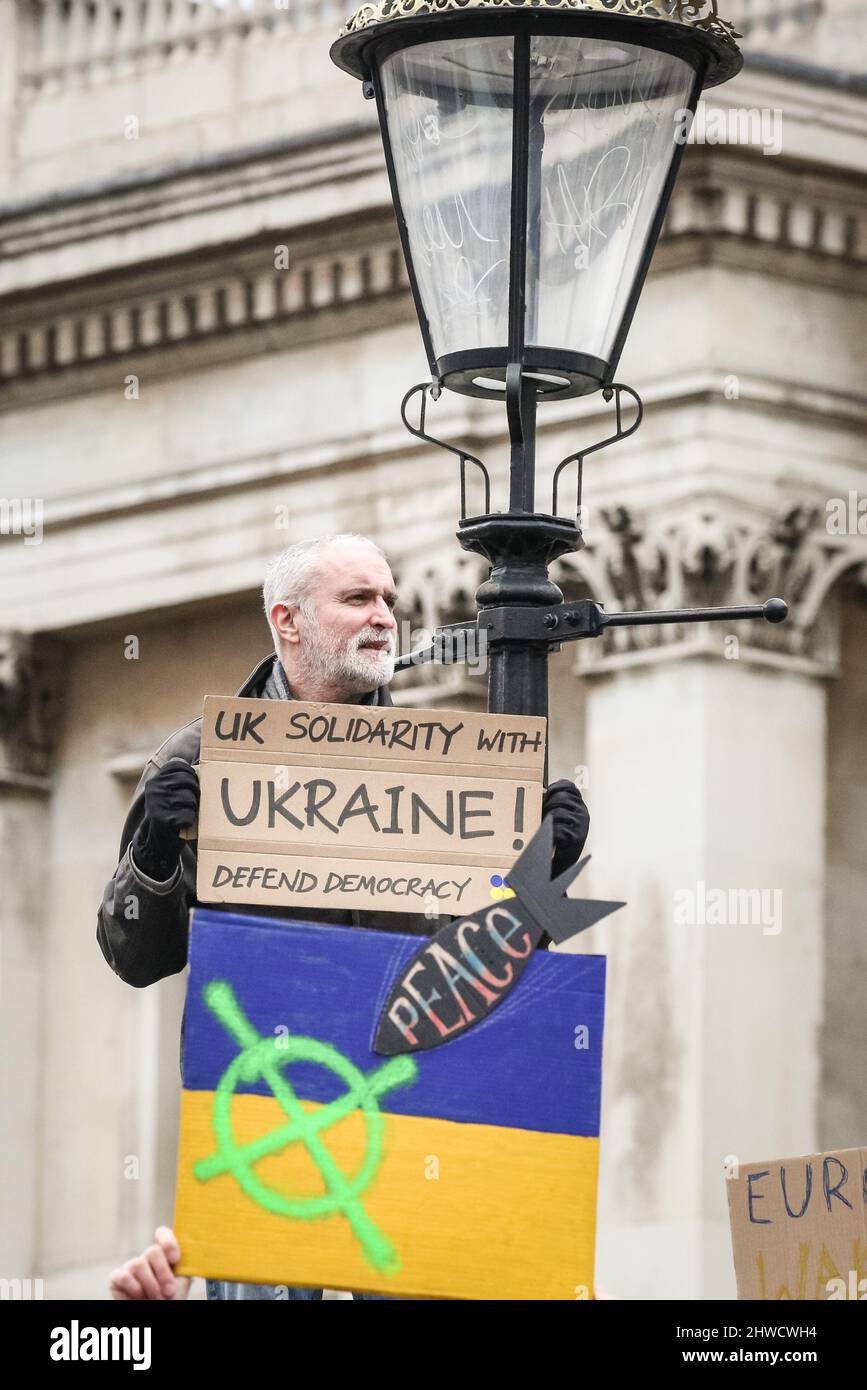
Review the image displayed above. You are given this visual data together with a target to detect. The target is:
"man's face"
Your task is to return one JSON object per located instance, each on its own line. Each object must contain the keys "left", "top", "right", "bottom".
{"left": 293, "top": 545, "right": 399, "bottom": 691}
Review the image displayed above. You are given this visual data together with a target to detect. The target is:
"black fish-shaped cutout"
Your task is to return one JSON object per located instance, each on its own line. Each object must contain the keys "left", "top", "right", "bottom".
{"left": 372, "top": 816, "right": 624, "bottom": 1055}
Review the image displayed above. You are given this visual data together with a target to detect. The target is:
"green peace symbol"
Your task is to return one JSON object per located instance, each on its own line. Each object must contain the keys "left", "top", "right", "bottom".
{"left": 193, "top": 980, "right": 417, "bottom": 1273}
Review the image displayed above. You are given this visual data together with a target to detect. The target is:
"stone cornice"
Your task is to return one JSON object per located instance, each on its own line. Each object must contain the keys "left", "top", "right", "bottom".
{"left": 746, "top": 52, "right": 867, "bottom": 97}
{"left": 0, "top": 123, "right": 381, "bottom": 224}
{"left": 1, "top": 155, "right": 865, "bottom": 407}
{"left": 3, "top": 370, "right": 863, "bottom": 550}
{"left": 0, "top": 221, "right": 412, "bottom": 407}
{"left": 0, "top": 122, "right": 387, "bottom": 298}
{"left": 0, "top": 57, "right": 865, "bottom": 298}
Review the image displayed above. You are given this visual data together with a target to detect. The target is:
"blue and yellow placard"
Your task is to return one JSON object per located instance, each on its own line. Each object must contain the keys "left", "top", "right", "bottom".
{"left": 174, "top": 906, "right": 606, "bottom": 1300}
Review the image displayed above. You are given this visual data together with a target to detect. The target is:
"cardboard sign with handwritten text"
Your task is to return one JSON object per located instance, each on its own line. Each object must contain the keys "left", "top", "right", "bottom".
{"left": 195, "top": 697, "right": 546, "bottom": 916}
{"left": 727, "top": 1146, "right": 867, "bottom": 1299}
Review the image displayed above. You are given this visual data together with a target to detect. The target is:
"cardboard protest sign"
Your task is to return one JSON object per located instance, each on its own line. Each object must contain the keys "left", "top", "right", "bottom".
{"left": 173, "top": 902, "right": 607, "bottom": 1299}
{"left": 727, "top": 1146, "right": 867, "bottom": 1299}
{"left": 195, "top": 696, "right": 545, "bottom": 916}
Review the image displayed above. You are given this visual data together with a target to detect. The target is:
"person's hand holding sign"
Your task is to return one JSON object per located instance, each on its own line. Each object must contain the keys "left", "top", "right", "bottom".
{"left": 542, "top": 779, "right": 590, "bottom": 875}
{"left": 131, "top": 757, "right": 200, "bottom": 880}
{"left": 109, "top": 1226, "right": 191, "bottom": 1301}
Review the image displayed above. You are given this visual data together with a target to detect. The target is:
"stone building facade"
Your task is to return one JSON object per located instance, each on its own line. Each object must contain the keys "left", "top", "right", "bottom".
{"left": 0, "top": 0, "right": 865, "bottom": 1298}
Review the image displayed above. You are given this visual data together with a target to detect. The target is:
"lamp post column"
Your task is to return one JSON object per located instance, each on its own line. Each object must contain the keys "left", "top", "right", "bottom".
{"left": 456, "top": 369, "right": 580, "bottom": 720}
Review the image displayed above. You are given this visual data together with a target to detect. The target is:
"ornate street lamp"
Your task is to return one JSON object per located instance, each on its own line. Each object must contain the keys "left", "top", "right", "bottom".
{"left": 331, "top": 2, "right": 786, "bottom": 717}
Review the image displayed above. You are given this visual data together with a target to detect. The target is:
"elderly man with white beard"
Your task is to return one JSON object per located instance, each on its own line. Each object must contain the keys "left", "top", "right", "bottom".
{"left": 99, "top": 532, "right": 590, "bottom": 1302}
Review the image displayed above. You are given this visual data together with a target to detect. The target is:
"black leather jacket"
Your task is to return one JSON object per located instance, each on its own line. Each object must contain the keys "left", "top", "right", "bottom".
{"left": 96, "top": 654, "right": 439, "bottom": 991}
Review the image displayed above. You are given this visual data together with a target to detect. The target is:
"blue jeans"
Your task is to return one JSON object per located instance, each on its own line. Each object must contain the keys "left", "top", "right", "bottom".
{"left": 205, "top": 1281, "right": 411, "bottom": 1300}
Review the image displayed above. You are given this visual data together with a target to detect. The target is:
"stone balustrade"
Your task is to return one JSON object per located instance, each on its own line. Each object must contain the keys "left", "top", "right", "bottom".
{"left": 8, "top": 0, "right": 835, "bottom": 105}
{"left": 0, "top": 0, "right": 857, "bottom": 205}
{"left": 725, "top": 0, "right": 825, "bottom": 43}
{"left": 15, "top": 0, "right": 333, "bottom": 98}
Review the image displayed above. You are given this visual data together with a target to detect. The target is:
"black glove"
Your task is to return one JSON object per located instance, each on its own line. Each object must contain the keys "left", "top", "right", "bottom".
{"left": 542, "top": 778, "right": 590, "bottom": 876}
{"left": 131, "top": 757, "right": 200, "bottom": 881}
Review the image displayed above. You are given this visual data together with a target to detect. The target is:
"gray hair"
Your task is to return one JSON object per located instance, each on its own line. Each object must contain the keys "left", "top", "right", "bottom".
{"left": 262, "top": 533, "right": 389, "bottom": 653}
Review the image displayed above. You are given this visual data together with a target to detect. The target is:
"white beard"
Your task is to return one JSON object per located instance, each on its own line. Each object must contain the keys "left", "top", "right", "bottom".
{"left": 299, "top": 607, "right": 396, "bottom": 691}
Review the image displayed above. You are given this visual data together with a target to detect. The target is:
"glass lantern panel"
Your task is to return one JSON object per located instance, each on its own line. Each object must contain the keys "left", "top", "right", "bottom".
{"left": 526, "top": 36, "right": 695, "bottom": 362}
{"left": 380, "top": 37, "right": 514, "bottom": 362}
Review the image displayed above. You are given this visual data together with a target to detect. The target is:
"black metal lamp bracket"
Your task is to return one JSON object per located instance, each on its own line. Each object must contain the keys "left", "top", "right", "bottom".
{"left": 401, "top": 380, "right": 491, "bottom": 518}
{"left": 552, "top": 384, "right": 643, "bottom": 518}
{"left": 395, "top": 379, "right": 788, "bottom": 673}
{"left": 396, "top": 598, "right": 789, "bottom": 671}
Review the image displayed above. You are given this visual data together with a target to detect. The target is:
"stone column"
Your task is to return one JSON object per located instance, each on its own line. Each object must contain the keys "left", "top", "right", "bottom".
{"left": 0, "top": 0, "right": 19, "bottom": 201}
{"left": 556, "top": 499, "right": 867, "bottom": 1299}
{"left": 0, "top": 632, "right": 58, "bottom": 1285}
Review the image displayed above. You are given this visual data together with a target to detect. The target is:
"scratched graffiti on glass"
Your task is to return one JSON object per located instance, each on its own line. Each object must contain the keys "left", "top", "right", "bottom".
{"left": 381, "top": 33, "right": 695, "bottom": 360}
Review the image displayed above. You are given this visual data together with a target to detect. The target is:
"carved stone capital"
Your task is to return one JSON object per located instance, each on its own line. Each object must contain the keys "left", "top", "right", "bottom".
{"left": 0, "top": 632, "right": 59, "bottom": 786}
{"left": 392, "top": 548, "right": 487, "bottom": 704}
{"left": 556, "top": 499, "right": 867, "bottom": 677}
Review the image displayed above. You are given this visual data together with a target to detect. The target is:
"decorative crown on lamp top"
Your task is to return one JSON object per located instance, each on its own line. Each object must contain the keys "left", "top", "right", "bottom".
{"left": 333, "top": 0, "right": 742, "bottom": 87}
